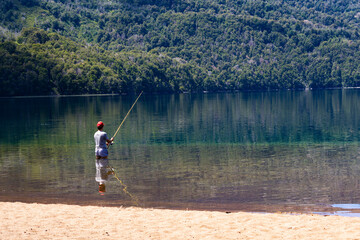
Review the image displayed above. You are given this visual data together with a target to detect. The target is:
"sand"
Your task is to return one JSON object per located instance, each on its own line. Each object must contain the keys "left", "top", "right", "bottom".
{"left": 1, "top": 202, "right": 360, "bottom": 240}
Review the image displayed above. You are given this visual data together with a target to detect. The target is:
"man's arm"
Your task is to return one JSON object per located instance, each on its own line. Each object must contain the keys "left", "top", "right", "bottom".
{"left": 106, "top": 137, "right": 114, "bottom": 145}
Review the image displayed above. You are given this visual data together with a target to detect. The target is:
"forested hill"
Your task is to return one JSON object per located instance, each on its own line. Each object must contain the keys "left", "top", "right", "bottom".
{"left": 1, "top": 0, "right": 360, "bottom": 96}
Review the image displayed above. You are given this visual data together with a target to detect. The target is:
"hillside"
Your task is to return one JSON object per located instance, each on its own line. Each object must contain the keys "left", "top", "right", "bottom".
{"left": 1, "top": 0, "right": 360, "bottom": 96}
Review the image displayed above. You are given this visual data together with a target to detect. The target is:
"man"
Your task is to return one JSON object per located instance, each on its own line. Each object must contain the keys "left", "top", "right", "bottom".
{"left": 94, "top": 121, "right": 114, "bottom": 158}
{"left": 94, "top": 121, "right": 114, "bottom": 193}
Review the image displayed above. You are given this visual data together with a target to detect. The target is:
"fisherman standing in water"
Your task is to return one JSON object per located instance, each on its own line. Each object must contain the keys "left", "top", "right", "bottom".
{"left": 94, "top": 121, "right": 114, "bottom": 193}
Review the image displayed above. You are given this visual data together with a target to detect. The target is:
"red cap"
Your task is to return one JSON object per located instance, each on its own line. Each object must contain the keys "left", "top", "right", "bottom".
{"left": 97, "top": 121, "right": 104, "bottom": 128}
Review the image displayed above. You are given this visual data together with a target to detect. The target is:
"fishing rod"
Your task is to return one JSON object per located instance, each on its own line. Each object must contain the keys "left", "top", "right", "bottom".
{"left": 105, "top": 91, "right": 143, "bottom": 205}
{"left": 109, "top": 91, "right": 143, "bottom": 146}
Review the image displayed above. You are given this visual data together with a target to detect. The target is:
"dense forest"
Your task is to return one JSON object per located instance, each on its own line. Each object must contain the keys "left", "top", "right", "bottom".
{"left": 1, "top": 0, "right": 360, "bottom": 96}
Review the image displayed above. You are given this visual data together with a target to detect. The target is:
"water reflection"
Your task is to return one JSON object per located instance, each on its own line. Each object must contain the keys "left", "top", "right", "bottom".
{"left": 95, "top": 159, "right": 114, "bottom": 194}
{"left": 1, "top": 90, "right": 360, "bottom": 214}
{"left": 313, "top": 204, "right": 360, "bottom": 217}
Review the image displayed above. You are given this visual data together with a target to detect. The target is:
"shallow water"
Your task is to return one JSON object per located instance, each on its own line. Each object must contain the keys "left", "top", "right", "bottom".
{"left": 1, "top": 90, "right": 360, "bottom": 215}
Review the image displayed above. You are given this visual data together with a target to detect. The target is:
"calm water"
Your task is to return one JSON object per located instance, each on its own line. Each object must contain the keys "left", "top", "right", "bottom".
{"left": 1, "top": 90, "right": 360, "bottom": 214}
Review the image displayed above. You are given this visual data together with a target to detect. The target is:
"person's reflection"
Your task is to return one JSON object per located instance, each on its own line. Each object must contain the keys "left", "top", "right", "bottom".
{"left": 95, "top": 159, "right": 114, "bottom": 193}
{"left": 94, "top": 121, "right": 114, "bottom": 194}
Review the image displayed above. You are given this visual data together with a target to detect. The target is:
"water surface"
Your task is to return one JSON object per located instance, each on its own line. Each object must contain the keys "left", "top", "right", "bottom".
{"left": 1, "top": 90, "right": 360, "bottom": 214}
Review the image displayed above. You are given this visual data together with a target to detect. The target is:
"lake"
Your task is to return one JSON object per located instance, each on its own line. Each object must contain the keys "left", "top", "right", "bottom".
{"left": 1, "top": 90, "right": 360, "bottom": 215}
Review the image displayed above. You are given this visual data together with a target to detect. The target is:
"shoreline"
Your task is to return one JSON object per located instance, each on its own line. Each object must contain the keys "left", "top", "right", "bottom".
{"left": 3, "top": 87, "right": 360, "bottom": 99}
{"left": 1, "top": 192, "right": 360, "bottom": 218}
{"left": 1, "top": 201, "right": 360, "bottom": 239}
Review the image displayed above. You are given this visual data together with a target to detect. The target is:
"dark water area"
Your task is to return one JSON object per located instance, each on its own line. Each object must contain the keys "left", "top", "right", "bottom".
{"left": 1, "top": 90, "right": 360, "bottom": 216}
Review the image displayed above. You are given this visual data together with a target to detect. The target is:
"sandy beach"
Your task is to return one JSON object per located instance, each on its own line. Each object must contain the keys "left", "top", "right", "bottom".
{"left": 1, "top": 202, "right": 360, "bottom": 240}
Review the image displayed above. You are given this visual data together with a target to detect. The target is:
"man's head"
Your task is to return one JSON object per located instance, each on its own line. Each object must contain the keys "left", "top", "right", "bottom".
{"left": 97, "top": 121, "right": 104, "bottom": 130}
